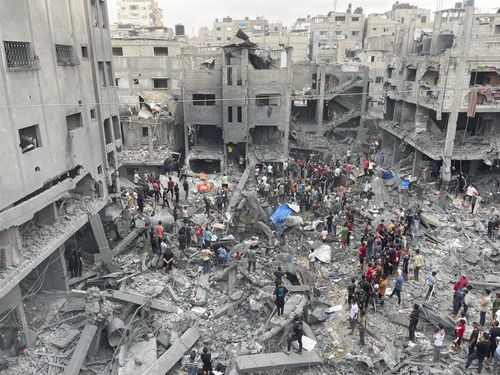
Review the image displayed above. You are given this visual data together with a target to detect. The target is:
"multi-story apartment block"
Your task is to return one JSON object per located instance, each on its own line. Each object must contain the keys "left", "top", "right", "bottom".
{"left": 181, "top": 32, "right": 292, "bottom": 172}
{"left": 380, "top": 2, "right": 500, "bottom": 181}
{"left": 0, "top": 0, "right": 120, "bottom": 343}
{"left": 309, "top": 8, "right": 365, "bottom": 63}
{"left": 117, "top": 0, "right": 163, "bottom": 27}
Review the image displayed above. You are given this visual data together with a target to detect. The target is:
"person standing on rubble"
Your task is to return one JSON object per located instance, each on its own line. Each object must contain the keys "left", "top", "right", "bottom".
{"left": 493, "top": 292, "right": 500, "bottom": 322}
{"left": 162, "top": 187, "right": 170, "bottom": 209}
{"left": 452, "top": 319, "right": 466, "bottom": 354}
{"left": 195, "top": 225, "right": 204, "bottom": 250}
{"left": 247, "top": 245, "right": 257, "bottom": 272}
{"left": 167, "top": 177, "right": 175, "bottom": 198}
{"left": 413, "top": 249, "right": 423, "bottom": 281}
{"left": 217, "top": 246, "right": 227, "bottom": 267}
{"left": 433, "top": 324, "right": 445, "bottom": 361}
{"left": 462, "top": 332, "right": 490, "bottom": 374}
{"left": 425, "top": 271, "right": 438, "bottom": 300}
{"left": 162, "top": 246, "right": 174, "bottom": 274}
{"left": 487, "top": 209, "right": 499, "bottom": 242}
{"left": 349, "top": 297, "right": 359, "bottom": 335}
{"left": 204, "top": 196, "right": 211, "bottom": 217}
{"left": 340, "top": 223, "right": 349, "bottom": 250}
{"left": 203, "top": 227, "right": 212, "bottom": 248}
{"left": 488, "top": 321, "right": 500, "bottom": 365}
{"left": 286, "top": 315, "right": 304, "bottom": 354}
{"left": 274, "top": 282, "right": 289, "bottom": 318}
{"left": 183, "top": 179, "right": 189, "bottom": 200}
{"left": 408, "top": 303, "right": 420, "bottom": 342}
{"left": 156, "top": 221, "right": 164, "bottom": 250}
{"left": 389, "top": 270, "right": 404, "bottom": 305}
{"left": 182, "top": 350, "right": 199, "bottom": 375}
{"left": 479, "top": 289, "right": 492, "bottom": 328}
{"left": 200, "top": 347, "right": 213, "bottom": 375}
{"left": 201, "top": 247, "right": 213, "bottom": 274}
{"left": 468, "top": 322, "right": 480, "bottom": 356}
{"left": 358, "top": 308, "right": 367, "bottom": 346}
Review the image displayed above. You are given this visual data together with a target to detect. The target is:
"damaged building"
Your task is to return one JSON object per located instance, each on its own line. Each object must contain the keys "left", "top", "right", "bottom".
{"left": 381, "top": 2, "right": 500, "bottom": 180}
{"left": 181, "top": 31, "right": 292, "bottom": 172}
{"left": 0, "top": 0, "right": 121, "bottom": 366}
{"left": 291, "top": 62, "right": 369, "bottom": 144}
{"left": 111, "top": 28, "right": 186, "bottom": 180}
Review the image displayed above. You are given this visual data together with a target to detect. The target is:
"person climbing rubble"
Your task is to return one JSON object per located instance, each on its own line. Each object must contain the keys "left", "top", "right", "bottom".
{"left": 285, "top": 315, "right": 303, "bottom": 354}
{"left": 274, "top": 281, "right": 289, "bottom": 318}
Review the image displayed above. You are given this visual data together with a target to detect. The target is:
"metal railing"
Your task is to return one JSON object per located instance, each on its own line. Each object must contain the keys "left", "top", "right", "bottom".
{"left": 4, "top": 41, "right": 40, "bottom": 71}
{"left": 55, "top": 44, "right": 80, "bottom": 66}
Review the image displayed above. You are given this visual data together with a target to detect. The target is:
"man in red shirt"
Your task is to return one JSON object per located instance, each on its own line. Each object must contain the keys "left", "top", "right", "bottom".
{"left": 454, "top": 274, "right": 469, "bottom": 291}
{"left": 167, "top": 177, "right": 175, "bottom": 198}
{"left": 359, "top": 242, "right": 367, "bottom": 269}
{"left": 363, "top": 159, "right": 370, "bottom": 176}
{"left": 452, "top": 319, "right": 466, "bottom": 354}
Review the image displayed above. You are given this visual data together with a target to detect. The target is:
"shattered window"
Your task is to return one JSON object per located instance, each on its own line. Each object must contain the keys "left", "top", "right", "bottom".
{"left": 19, "top": 125, "right": 41, "bottom": 153}
{"left": 256, "top": 94, "right": 281, "bottom": 106}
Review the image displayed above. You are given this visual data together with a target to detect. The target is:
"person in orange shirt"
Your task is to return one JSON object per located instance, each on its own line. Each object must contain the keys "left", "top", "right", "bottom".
{"left": 156, "top": 221, "right": 164, "bottom": 250}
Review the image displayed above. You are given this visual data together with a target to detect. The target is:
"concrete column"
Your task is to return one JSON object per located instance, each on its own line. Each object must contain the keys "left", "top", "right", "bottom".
{"left": 442, "top": 5, "right": 474, "bottom": 182}
{"left": 282, "top": 47, "right": 293, "bottom": 160}
{"left": 315, "top": 64, "right": 326, "bottom": 128}
{"left": 16, "top": 302, "right": 28, "bottom": 331}
{"left": 359, "top": 66, "right": 369, "bottom": 130}
{"left": 37, "top": 202, "right": 58, "bottom": 225}
{"left": 429, "top": 12, "right": 443, "bottom": 56}
{"left": 415, "top": 106, "right": 429, "bottom": 133}
{"left": 392, "top": 140, "right": 403, "bottom": 165}
{"left": 42, "top": 246, "right": 69, "bottom": 291}
{"left": 412, "top": 150, "right": 422, "bottom": 178}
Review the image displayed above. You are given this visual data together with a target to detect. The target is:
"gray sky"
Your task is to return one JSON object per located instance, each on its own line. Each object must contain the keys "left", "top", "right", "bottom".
{"left": 108, "top": 0, "right": 499, "bottom": 35}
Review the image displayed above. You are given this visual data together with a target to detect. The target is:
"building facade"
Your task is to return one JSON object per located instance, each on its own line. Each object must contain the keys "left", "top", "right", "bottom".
{"left": 117, "top": 0, "right": 163, "bottom": 27}
{"left": 181, "top": 35, "right": 292, "bottom": 172}
{"left": 0, "top": 0, "right": 120, "bottom": 344}
{"left": 381, "top": 4, "right": 500, "bottom": 180}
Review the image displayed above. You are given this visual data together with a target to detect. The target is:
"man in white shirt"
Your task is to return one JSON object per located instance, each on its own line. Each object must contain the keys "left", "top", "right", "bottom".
{"left": 133, "top": 171, "right": 140, "bottom": 184}
{"left": 433, "top": 324, "right": 445, "bottom": 361}
{"left": 465, "top": 185, "right": 478, "bottom": 202}
{"left": 349, "top": 298, "right": 359, "bottom": 334}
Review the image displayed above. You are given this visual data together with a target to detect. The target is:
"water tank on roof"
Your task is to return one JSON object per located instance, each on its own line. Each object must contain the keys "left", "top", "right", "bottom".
{"left": 436, "top": 32, "right": 454, "bottom": 54}
{"left": 463, "top": 0, "right": 474, "bottom": 6}
{"left": 175, "top": 24, "right": 185, "bottom": 36}
{"left": 421, "top": 37, "right": 432, "bottom": 55}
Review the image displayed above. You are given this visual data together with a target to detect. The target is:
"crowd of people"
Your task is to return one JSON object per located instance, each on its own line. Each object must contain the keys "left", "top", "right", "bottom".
{"left": 115, "top": 147, "right": 500, "bottom": 372}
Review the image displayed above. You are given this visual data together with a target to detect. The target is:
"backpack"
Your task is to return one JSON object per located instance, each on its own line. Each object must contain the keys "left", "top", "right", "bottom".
{"left": 277, "top": 287, "right": 286, "bottom": 298}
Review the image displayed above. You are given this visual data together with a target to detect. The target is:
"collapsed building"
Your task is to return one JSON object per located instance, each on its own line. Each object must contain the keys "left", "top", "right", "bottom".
{"left": 381, "top": 3, "right": 500, "bottom": 180}
{"left": 0, "top": 0, "right": 121, "bottom": 366}
{"left": 111, "top": 30, "right": 186, "bottom": 179}
{"left": 291, "top": 63, "right": 369, "bottom": 142}
{"left": 181, "top": 31, "right": 292, "bottom": 172}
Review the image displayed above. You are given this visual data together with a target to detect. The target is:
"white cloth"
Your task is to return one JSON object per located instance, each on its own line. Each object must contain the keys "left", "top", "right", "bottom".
{"left": 349, "top": 303, "right": 359, "bottom": 319}
{"left": 308, "top": 252, "right": 316, "bottom": 263}
{"left": 434, "top": 330, "right": 445, "bottom": 346}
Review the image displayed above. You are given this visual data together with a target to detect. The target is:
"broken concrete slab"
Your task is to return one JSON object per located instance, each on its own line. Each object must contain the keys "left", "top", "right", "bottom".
{"left": 142, "top": 327, "right": 200, "bottom": 375}
{"left": 191, "top": 272, "right": 209, "bottom": 306}
{"left": 62, "top": 324, "right": 98, "bottom": 375}
{"left": 48, "top": 326, "right": 81, "bottom": 349}
{"left": 111, "top": 227, "right": 147, "bottom": 257}
{"left": 235, "top": 351, "right": 322, "bottom": 373}
{"left": 118, "top": 338, "right": 157, "bottom": 375}
{"left": 111, "top": 290, "right": 178, "bottom": 313}
{"left": 88, "top": 214, "right": 122, "bottom": 272}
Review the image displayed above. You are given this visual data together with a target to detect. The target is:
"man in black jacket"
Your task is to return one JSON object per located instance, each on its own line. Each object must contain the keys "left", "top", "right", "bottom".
{"left": 408, "top": 303, "right": 420, "bottom": 342}
{"left": 462, "top": 332, "right": 490, "bottom": 374}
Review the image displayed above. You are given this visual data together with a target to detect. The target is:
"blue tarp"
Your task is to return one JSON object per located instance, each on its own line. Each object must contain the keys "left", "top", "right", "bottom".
{"left": 383, "top": 171, "right": 396, "bottom": 179}
{"left": 271, "top": 204, "right": 293, "bottom": 228}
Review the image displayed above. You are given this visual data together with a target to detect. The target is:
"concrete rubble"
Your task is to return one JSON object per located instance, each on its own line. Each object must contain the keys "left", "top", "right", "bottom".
{"left": 5, "top": 135, "right": 500, "bottom": 375}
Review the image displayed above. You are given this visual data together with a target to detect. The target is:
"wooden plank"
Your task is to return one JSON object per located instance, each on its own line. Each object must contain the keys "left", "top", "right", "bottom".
{"left": 62, "top": 324, "right": 98, "bottom": 375}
